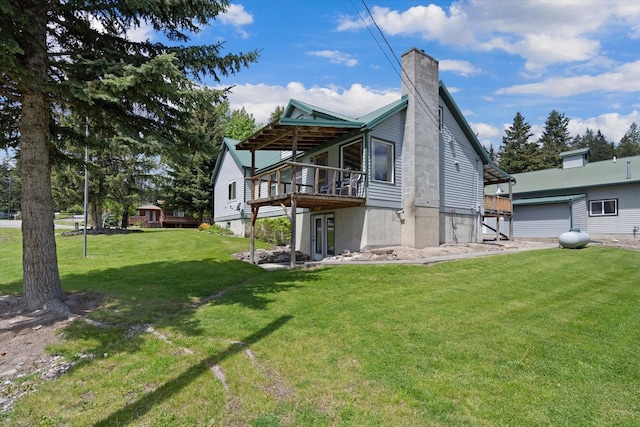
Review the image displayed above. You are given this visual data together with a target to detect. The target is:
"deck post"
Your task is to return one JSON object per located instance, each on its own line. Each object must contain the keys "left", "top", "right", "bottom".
{"left": 508, "top": 181, "right": 514, "bottom": 240}
{"left": 290, "top": 195, "right": 297, "bottom": 269}
{"left": 290, "top": 127, "right": 299, "bottom": 269}
{"left": 250, "top": 206, "right": 259, "bottom": 264}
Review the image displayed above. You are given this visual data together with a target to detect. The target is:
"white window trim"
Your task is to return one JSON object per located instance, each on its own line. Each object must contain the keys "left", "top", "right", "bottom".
{"left": 371, "top": 138, "right": 395, "bottom": 183}
{"left": 589, "top": 199, "right": 618, "bottom": 216}
{"left": 228, "top": 181, "right": 237, "bottom": 201}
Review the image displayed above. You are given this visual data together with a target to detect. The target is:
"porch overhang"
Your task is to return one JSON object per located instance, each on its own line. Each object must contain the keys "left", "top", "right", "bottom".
{"left": 235, "top": 121, "right": 361, "bottom": 152}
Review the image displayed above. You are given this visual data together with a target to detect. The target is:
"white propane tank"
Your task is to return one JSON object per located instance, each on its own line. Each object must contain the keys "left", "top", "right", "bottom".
{"left": 558, "top": 228, "right": 590, "bottom": 249}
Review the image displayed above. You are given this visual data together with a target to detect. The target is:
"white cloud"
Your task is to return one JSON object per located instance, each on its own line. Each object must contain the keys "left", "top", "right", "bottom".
{"left": 439, "top": 60, "right": 481, "bottom": 77}
{"left": 219, "top": 4, "right": 253, "bottom": 39}
{"left": 495, "top": 60, "right": 640, "bottom": 97}
{"left": 219, "top": 4, "right": 253, "bottom": 26}
{"left": 307, "top": 50, "right": 358, "bottom": 67}
{"left": 339, "top": 1, "right": 640, "bottom": 71}
{"left": 568, "top": 111, "right": 640, "bottom": 143}
{"left": 470, "top": 122, "right": 500, "bottom": 139}
{"left": 215, "top": 82, "right": 400, "bottom": 125}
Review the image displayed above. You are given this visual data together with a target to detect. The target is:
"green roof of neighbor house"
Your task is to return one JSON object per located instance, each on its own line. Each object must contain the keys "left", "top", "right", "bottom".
{"left": 211, "top": 138, "right": 283, "bottom": 183}
{"left": 512, "top": 194, "right": 585, "bottom": 206}
{"left": 506, "top": 155, "right": 640, "bottom": 195}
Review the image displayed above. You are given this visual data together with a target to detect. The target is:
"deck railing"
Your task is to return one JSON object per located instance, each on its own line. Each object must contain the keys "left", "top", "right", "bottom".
{"left": 249, "top": 161, "right": 365, "bottom": 201}
{"left": 484, "top": 195, "right": 512, "bottom": 213}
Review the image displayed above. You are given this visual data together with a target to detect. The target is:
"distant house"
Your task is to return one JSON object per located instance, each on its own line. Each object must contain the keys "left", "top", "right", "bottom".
{"left": 487, "top": 150, "right": 640, "bottom": 239}
{"left": 128, "top": 204, "right": 199, "bottom": 228}
{"left": 212, "top": 48, "right": 514, "bottom": 263}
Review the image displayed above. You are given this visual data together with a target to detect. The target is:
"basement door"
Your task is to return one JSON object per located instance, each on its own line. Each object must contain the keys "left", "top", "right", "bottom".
{"left": 312, "top": 214, "right": 335, "bottom": 260}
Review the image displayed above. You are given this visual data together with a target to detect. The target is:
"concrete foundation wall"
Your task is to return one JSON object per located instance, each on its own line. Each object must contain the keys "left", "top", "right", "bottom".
{"left": 215, "top": 218, "right": 248, "bottom": 237}
{"left": 440, "top": 212, "right": 480, "bottom": 244}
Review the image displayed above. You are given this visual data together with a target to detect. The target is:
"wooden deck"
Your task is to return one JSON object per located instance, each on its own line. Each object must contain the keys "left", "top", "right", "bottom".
{"left": 247, "top": 161, "right": 366, "bottom": 212}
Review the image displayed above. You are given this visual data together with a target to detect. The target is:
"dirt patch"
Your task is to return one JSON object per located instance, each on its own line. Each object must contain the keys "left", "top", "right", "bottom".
{"left": 0, "top": 292, "right": 101, "bottom": 412}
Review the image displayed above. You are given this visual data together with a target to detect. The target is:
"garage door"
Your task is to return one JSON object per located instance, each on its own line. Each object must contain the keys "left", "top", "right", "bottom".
{"left": 513, "top": 204, "right": 570, "bottom": 238}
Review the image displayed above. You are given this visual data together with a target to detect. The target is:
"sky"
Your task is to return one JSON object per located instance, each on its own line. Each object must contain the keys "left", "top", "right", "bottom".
{"left": 161, "top": 0, "right": 638, "bottom": 153}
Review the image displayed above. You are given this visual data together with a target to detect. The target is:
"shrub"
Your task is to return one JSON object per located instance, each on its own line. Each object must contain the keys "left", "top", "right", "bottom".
{"left": 255, "top": 217, "right": 291, "bottom": 246}
{"left": 199, "top": 222, "right": 234, "bottom": 235}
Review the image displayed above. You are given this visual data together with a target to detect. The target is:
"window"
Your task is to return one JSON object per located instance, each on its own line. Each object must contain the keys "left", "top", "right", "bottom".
{"left": 438, "top": 107, "right": 443, "bottom": 131}
{"left": 340, "top": 140, "right": 362, "bottom": 175}
{"left": 371, "top": 139, "right": 394, "bottom": 182}
{"left": 589, "top": 199, "right": 617, "bottom": 216}
{"left": 228, "top": 181, "right": 236, "bottom": 200}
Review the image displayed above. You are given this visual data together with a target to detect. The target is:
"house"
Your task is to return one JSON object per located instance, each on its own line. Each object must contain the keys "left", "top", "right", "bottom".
{"left": 212, "top": 137, "right": 286, "bottom": 236}
{"left": 213, "top": 48, "right": 514, "bottom": 264}
{"left": 487, "top": 151, "right": 640, "bottom": 239}
{"left": 128, "top": 204, "right": 199, "bottom": 228}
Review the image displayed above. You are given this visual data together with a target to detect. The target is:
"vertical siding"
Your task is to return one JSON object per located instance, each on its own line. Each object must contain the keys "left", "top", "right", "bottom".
{"left": 571, "top": 198, "right": 588, "bottom": 230}
{"left": 367, "top": 111, "right": 405, "bottom": 208}
{"left": 586, "top": 184, "right": 640, "bottom": 234}
{"left": 439, "top": 102, "right": 483, "bottom": 215}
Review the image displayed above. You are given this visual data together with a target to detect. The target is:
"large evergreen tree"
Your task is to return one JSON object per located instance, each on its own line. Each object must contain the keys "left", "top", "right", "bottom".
{"left": 538, "top": 110, "right": 571, "bottom": 169}
{"left": 0, "top": 0, "right": 258, "bottom": 313}
{"left": 617, "top": 122, "right": 640, "bottom": 158}
{"left": 163, "top": 92, "right": 224, "bottom": 223}
{"left": 498, "top": 112, "right": 540, "bottom": 173}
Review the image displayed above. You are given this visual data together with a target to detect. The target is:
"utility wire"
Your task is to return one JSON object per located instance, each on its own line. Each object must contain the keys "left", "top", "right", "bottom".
{"left": 356, "top": 0, "right": 442, "bottom": 130}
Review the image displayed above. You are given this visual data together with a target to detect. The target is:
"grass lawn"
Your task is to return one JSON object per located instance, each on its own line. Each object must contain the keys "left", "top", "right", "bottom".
{"left": 1, "top": 228, "right": 639, "bottom": 426}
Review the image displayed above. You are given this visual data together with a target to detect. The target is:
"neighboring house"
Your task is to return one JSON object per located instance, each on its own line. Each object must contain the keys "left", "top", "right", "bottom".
{"left": 128, "top": 204, "right": 199, "bottom": 228}
{"left": 487, "top": 150, "right": 640, "bottom": 239}
{"left": 213, "top": 48, "right": 514, "bottom": 263}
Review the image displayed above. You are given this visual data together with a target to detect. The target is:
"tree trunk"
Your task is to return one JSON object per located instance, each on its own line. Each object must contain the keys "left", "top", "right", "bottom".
{"left": 121, "top": 204, "right": 129, "bottom": 229}
{"left": 19, "top": 3, "right": 67, "bottom": 314}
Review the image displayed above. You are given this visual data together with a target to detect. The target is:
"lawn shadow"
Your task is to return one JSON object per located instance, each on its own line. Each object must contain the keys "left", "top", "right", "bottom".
{"left": 93, "top": 315, "right": 293, "bottom": 426}
{"left": 47, "top": 258, "right": 318, "bottom": 357}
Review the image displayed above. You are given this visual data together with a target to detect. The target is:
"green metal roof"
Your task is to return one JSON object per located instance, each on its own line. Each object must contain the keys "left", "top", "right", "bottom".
{"left": 284, "top": 99, "right": 358, "bottom": 123}
{"left": 510, "top": 155, "right": 640, "bottom": 195}
{"left": 512, "top": 194, "right": 585, "bottom": 206}
{"left": 211, "top": 138, "right": 283, "bottom": 183}
{"left": 356, "top": 95, "right": 409, "bottom": 128}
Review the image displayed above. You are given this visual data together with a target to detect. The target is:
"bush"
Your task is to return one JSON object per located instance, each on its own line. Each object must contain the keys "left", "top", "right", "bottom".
{"left": 255, "top": 217, "right": 291, "bottom": 246}
{"left": 199, "top": 222, "right": 234, "bottom": 235}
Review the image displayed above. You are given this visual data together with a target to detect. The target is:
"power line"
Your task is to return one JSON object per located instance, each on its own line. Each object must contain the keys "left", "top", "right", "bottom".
{"left": 356, "top": 0, "right": 442, "bottom": 130}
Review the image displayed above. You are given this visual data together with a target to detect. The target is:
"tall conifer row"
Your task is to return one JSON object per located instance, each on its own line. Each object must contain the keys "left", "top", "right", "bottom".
{"left": 0, "top": 0, "right": 259, "bottom": 312}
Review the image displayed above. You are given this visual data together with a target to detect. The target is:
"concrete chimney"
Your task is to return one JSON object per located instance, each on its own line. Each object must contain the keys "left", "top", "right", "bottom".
{"left": 400, "top": 48, "right": 440, "bottom": 248}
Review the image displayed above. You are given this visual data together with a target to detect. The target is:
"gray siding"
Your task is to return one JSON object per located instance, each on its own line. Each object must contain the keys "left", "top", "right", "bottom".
{"left": 513, "top": 204, "right": 571, "bottom": 238}
{"left": 214, "top": 150, "right": 245, "bottom": 222}
{"left": 439, "top": 102, "right": 483, "bottom": 216}
{"left": 586, "top": 184, "right": 640, "bottom": 234}
{"left": 367, "top": 111, "right": 405, "bottom": 209}
{"left": 214, "top": 149, "right": 281, "bottom": 224}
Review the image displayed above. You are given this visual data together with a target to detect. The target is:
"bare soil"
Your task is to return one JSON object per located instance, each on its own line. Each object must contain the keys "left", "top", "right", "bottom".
{"left": 0, "top": 292, "right": 100, "bottom": 412}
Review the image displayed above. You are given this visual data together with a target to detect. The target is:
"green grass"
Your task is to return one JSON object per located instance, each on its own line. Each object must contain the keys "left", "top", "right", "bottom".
{"left": 1, "top": 228, "right": 639, "bottom": 426}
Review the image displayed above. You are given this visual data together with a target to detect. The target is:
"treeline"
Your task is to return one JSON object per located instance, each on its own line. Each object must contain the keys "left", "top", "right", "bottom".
{"left": 489, "top": 110, "right": 640, "bottom": 174}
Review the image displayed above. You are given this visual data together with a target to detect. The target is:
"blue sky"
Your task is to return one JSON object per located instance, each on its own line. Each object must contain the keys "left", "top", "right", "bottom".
{"left": 120, "top": 1, "right": 640, "bottom": 152}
